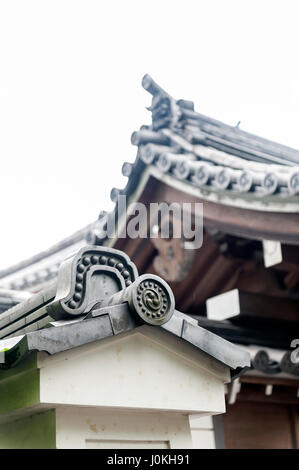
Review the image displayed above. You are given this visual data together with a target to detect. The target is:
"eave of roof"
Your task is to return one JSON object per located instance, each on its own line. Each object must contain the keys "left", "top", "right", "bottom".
{"left": 0, "top": 306, "right": 250, "bottom": 378}
{"left": 1, "top": 74, "right": 299, "bottom": 291}
{"left": 0, "top": 245, "right": 250, "bottom": 379}
{"left": 141, "top": 73, "right": 299, "bottom": 166}
{"left": 121, "top": 75, "right": 299, "bottom": 206}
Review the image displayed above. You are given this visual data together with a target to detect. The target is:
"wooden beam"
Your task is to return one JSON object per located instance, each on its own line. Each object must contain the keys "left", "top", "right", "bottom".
{"left": 206, "top": 289, "right": 299, "bottom": 324}
{"left": 272, "top": 244, "right": 299, "bottom": 273}
{"left": 140, "top": 175, "right": 299, "bottom": 244}
{"left": 235, "top": 385, "right": 299, "bottom": 405}
{"left": 195, "top": 317, "right": 298, "bottom": 350}
{"left": 241, "top": 376, "right": 299, "bottom": 387}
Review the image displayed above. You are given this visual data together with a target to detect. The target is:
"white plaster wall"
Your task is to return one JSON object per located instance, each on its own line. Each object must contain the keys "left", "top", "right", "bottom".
{"left": 38, "top": 328, "right": 228, "bottom": 415}
{"left": 189, "top": 415, "right": 216, "bottom": 449}
{"left": 55, "top": 406, "right": 193, "bottom": 449}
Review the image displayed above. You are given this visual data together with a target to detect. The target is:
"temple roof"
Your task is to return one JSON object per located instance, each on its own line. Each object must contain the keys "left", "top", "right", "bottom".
{"left": 125, "top": 74, "right": 299, "bottom": 202}
{"left": 1, "top": 75, "right": 299, "bottom": 293}
{"left": 0, "top": 246, "right": 250, "bottom": 379}
{"left": 143, "top": 74, "right": 299, "bottom": 165}
{"left": 0, "top": 289, "right": 31, "bottom": 314}
{"left": 0, "top": 76, "right": 298, "bottom": 386}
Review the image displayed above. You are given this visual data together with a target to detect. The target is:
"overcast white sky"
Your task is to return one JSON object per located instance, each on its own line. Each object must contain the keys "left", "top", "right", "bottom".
{"left": 0, "top": 1, "right": 299, "bottom": 270}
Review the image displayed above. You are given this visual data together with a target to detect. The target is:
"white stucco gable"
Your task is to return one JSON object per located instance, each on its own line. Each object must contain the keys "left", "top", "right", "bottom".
{"left": 38, "top": 325, "right": 229, "bottom": 415}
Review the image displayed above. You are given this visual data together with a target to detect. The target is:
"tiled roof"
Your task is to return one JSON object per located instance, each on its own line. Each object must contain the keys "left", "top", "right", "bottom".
{"left": 0, "top": 223, "right": 98, "bottom": 292}
{"left": 1, "top": 74, "right": 299, "bottom": 292}
{"left": 125, "top": 74, "right": 299, "bottom": 199}
{"left": 0, "top": 245, "right": 250, "bottom": 378}
{"left": 0, "top": 289, "right": 31, "bottom": 314}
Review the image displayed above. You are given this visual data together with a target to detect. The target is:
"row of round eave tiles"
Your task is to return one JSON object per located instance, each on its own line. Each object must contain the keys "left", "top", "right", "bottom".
{"left": 9, "top": 264, "right": 60, "bottom": 290}
{"left": 134, "top": 141, "right": 299, "bottom": 195}
{"left": 67, "top": 254, "right": 133, "bottom": 309}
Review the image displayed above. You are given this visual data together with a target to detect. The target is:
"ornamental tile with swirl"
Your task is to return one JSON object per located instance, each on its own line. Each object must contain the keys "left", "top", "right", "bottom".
{"left": 135, "top": 278, "right": 173, "bottom": 324}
